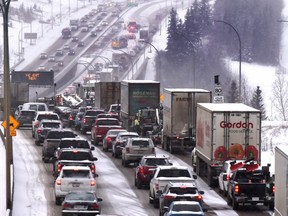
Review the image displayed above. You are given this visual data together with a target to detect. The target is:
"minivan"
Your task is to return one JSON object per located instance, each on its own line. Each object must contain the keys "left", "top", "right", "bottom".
{"left": 22, "top": 102, "right": 49, "bottom": 112}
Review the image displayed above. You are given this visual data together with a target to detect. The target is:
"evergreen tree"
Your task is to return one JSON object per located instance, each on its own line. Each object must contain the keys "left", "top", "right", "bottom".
{"left": 250, "top": 86, "right": 267, "bottom": 120}
{"left": 226, "top": 80, "right": 238, "bottom": 103}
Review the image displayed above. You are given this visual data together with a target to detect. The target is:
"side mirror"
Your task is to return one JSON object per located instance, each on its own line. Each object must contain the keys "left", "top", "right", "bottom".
{"left": 193, "top": 174, "right": 197, "bottom": 180}
{"left": 97, "top": 198, "right": 103, "bottom": 202}
{"left": 199, "top": 191, "right": 205, "bottom": 195}
{"left": 94, "top": 157, "right": 98, "bottom": 161}
{"left": 169, "top": 162, "right": 173, "bottom": 165}
{"left": 91, "top": 146, "right": 95, "bottom": 150}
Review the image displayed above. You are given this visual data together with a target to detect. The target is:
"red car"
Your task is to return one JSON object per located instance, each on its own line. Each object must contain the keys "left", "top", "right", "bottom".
{"left": 102, "top": 128, "right": 127, "bottom": 152}
{"left": 134, "top": 155, "right": 172, "bottom": 189}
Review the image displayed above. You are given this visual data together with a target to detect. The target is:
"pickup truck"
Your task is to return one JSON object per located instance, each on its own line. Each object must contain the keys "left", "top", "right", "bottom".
{"left": 42, "top": 129, "right": 78, "bottom": 163}
{"left": 80, "top": 109, "right": 105, "bottom": 134}
{"left": 90, "top": 117, "right": 122, "bottom": 146}
{"left": 53, "top": 148, "right": 98, "bottom": 179}
{"left": 149, "top": 165, "right": 197, "bottom": 208}
{"left": 226, "top": 165, "right": 274, "bottom": 210}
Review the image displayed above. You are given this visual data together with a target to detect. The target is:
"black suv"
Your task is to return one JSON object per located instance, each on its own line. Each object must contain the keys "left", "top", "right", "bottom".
{"left": 80, "top": 109, "right": 105, "bottom": 134}
{"left": 35, "top": 119, "right": 62, "bottom": 146}
{"left": 158, "top": 182, "right": 204, "bottom": 216}
{"left": 16, "top": 109, "right": 36, "bottom": 128}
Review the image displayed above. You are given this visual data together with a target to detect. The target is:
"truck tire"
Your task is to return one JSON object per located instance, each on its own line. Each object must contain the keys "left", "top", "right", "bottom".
{"left": 196, "top": 157, "right": 201, "bottom": 176}
{"left": 207, "top": 166, "right": 213, "bottom": 187}
{"left": 232, "top": 198, "right": 238, "bottom": 210}
{"left": 268, "top": 203, "right": 274, "bottom": 210}
{"left": 55, "top": 197, "right": 62, "bottom": 205}
{"left": 153, "top": 195, "right": 159, "bottom": 208}
{"left": 227, "top": 195, "right": 232, "bottom": 206}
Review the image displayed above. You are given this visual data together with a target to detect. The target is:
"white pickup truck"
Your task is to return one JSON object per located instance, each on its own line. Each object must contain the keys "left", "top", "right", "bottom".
{"left": 149, "top": 165, "right": 197, "bottom": 208}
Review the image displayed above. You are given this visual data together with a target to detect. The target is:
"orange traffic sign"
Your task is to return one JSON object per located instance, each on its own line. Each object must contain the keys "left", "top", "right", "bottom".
{"left": 1, "top": 115, "right": 20, "bottom": 130}
{"left": 10, "top": 129, "right": 16, "bottom": 137}
{"left": 160, "top": 93, "right": 164, "bottom": 102}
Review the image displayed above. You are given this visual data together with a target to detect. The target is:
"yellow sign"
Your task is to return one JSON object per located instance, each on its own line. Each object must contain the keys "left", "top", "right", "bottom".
{"left": 10, "top": 130, "right": 16, "bottom": 137}
{"left": 160, "top": 93, "right": 164, "bottom": 102}
{"left": 1, "top": 115, "right": 20, "bottom": 130}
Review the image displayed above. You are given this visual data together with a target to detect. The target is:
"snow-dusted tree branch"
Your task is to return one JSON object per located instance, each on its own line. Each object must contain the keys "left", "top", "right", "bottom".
{"left": 272, "top": 73, "right": 288, "bottom": 120}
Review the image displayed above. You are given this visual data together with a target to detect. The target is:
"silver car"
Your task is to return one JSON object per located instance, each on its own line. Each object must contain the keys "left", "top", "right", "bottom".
{"left": 122, "top": 137, "right": 155, "bottom": 167}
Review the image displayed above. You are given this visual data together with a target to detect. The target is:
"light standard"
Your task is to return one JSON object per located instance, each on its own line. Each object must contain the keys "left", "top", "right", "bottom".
{"left": 18, "top": 25, "right": 29, "bottom": 61}
{"left": 140, "top": 40, "right": 161, "bottom": 83}
{"left": 214, "top": 20, "right": 242, "bottom": 102}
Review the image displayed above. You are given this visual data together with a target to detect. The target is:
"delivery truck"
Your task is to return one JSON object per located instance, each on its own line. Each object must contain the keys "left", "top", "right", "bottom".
{"left": 120, "top": 80, "right": 160, "bottom": 131}
{"left": 94, "top": 82, "right": 121, "bottom": 110}
{"left": 274, "top": 145, "right": 288, "bottom": 216}
{"left": 193, "top": 103, "right": 261, "bottom": 187}
{"left": 162, "top": 88, "right": 212, "bottom": 154}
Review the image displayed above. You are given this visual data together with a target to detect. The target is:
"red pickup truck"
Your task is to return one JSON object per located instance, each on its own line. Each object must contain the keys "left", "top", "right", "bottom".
{"left": 90, "top": 118, "right": 122, "bottom": 145}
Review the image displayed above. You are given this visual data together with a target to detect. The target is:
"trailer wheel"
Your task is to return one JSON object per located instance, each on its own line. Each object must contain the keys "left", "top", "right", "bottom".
{"left": 196, "top": 157, "right": 201, "bottom": 176}
{"left": 207, "top": 166, "right": 213, "bottom": 187}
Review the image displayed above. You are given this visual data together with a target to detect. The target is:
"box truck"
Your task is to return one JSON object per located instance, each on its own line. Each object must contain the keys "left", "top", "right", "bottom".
{"left": 193, "top": 103, "right": 261, "bottom": 187}
{"left": 94, "top": 82, "right": 121, "bottom": 110}
{"left": 162, "top": 88, "right": 212, "bottom": 153}
{"left": 120, "top": 80, "right": 160, "bottom": 131}
{"left": 274, "top": 145, "right": 288, "bottom": 216}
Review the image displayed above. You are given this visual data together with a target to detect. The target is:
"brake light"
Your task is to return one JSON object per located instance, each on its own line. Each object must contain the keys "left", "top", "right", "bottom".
{"left": 196, "top": 195, "right": 203, "bottom": 200}
{"left": 176, "top": 136, "right": 180, "bottom": 140}
{"left": 126, "top": 147, "right": 130, "bottom": 153}
{"left": 91, "top": 164, "right": 95, "bottom": 174}
{"left": 35, "top": 121, "right": 39, "bottom": 128}
{"left": 227, "top": 174, "right": 230, "bottom": 181}
{"left": 37, "top": 129, "right": 43, "bottom": 133}
{"left": 90, "top": 180, "right": 96, "bottom": 186}
{"left": 139, "top": 167, "right": 144, "bottom": 174}
{"left": 73, "top": 150, "right": 78, "bottom": 153}
{"left": 56, "top": 179, "right": 62, "bottom": 185}
{"left": 62, "top": 203, "right": 71, "bottom": 209}
{"left": 83, "top": 118, "right": 87, "bottom": 124}
{"left": 164, "top": 195, "right": 174, "bottom": 199}
{"left": 234, "top": 185, "right": 240, "bottom": 194}
{"left": 273, "top": 185, "right": 275, "bottom": 193}
{"left": 69, "top": 115, "right": 73, "bottom": 120}
{"left": 57, "top": 164, "right": 62, "bottom": 173}
{"left": 78, "top": 117, "right": 81, "bottom": 120}
{"left": 106, "top": 137, "right": 112, "bottom": 142}
{"left": 90, "top": 203, "right": 99, "bottom": 209}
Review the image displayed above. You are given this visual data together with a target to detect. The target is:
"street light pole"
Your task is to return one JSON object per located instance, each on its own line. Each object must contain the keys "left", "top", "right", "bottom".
{"left": 215, "top": 20, "right": 242, "bottom": 102}
{"left": 1, "top": 0, "right": 13, "bottom": 210}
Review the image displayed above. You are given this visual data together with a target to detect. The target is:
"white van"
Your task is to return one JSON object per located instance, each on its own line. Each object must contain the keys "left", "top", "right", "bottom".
{"left": 22, "top": 102, "right": 49, "bottom": 112}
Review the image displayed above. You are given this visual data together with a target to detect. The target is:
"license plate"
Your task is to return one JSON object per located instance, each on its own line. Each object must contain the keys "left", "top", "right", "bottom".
{"left": 252, "top": 197, "right": 259, "bottom": 201}
{"left": 74, "top": 205, "right": 87, "bottom": 210}
{"left": 72, "top": 183, "right": 80, "bottom": 187}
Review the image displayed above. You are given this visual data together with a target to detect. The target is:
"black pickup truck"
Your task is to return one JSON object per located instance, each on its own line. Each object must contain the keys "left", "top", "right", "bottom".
{"left": 226, "top": 165, "right": 274, "bottom": 210}
{"left": 80, "top": 109, "right": 105, "bottom": 134}
{"left": 53, "top": 148, "right": 98, "bottom": 178}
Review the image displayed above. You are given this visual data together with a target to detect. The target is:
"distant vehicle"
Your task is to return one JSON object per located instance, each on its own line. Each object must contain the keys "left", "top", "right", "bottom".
{"left": 90, "top": 31, "right": 97, "bottom": 37}
{"left": 111, "top": 35, "right": 128, "bottom": 49}
{"left": 16, "top": 110, "right": 36, "bottom": 129}
{"left": 127, "top": 0, "right": 139, "bottom": 7}
{"left": 78, "top": 41, "right": 85, "bottom": 47}
{"left": 71, "top": 36, "right": 79, "bottom": 42}
{"left": 68, "top": 49, "right": 75, "bottom": 55}
{"left": 139, "top": 28, "right": 149, "bottom": 40}
{"left": 88, "top": 21, "right": 95, "bottom": 28}
{"left": 37, "top": 65, "right": 46, "bottom": 71}
{"left": 127, "top": 20, "right": 139, "bottom": 33}
{"left": 63, "top": 44, "right": 70, "bottom": 50}
{"left": 102, "top": 129, "right": 127, "bottom": 152}
{"left": 55, "top": 49, "right": 64, "bottom": 56}
{"left": 95, "top": 25, "right": 103, "bottom": 32}
{"left": 101, "top": 20, "right": 108, "bottom": 26}
{"left": 69, "top": 19, "right": 79, "bottom": 31}
{"left": 164, "top": 201, "right": 205, "bottom": 216}
{"left": 48, "top": 55, "right": 56, "bottom": 62}
{"left": 57, "top": 59, "right": 64, "bottom": 67}
{"left": 39, "top": 52, "right": 48, "bottom": 59}
{"left": 61, "top": 27, "right": 71, "bottom": 39}
{"left": 81, "top": 26, "right": 89, "bottom": 32}
{"left": 112, "top": 131, "right": 139, "bottom": 158}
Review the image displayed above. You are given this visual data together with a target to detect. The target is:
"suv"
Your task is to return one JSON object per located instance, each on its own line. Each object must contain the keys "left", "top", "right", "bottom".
{"left": 121, "top": 137, "right": 155, "bottom": 167}
{"left": 32, "top": 111, "right": 60, "bottom": 138}
{"left": 42, "top": 129, "right": 77, "bottom": 163}
{"left": 158, "top": 182, "right": 204, "bottom": 216}
{"left": 35, "top": 119, "right": 62, "bottom": 146}
{"left": 102, "top": 129, "right": 127, "bottom": 152}
{"left": 39, "top": 52, "right": 48, "bottom": 59}
{"left": 112, "top": 131, "right": 139, "bottom": 158}
{"left": 55, "top": 49, "right": 64, "bottom": 56}
{"left": 80, "top": 109, "right": 105, "bottom": 134}
{"left": 54, "top": 166, "right": 97, "bottom": 205}
{"left": 54, "top": 137, "right": 94, "bottom": 158}
{"left": 16, "top": 109, "right": 36, "bottom": 128}
{"left": 134, "top": 155, "right": 172, "bottom": 189}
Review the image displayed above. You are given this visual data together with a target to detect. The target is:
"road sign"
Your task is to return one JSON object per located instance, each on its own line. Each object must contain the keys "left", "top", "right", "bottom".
{"left": 1, "top": 115, "right": 20, "bottom": 130}
{"left": 214, "top": 86, "right": 222, "bottom": 95}
{"left": 10, "top": 130, "right": 16, "bottom": 137}
{"left": 160, "top": 93, "right": 164, "bottom": 102}
{"left": 213, "top": 95, "right": 224, "bottom": 103}
{"left": 24, "top": 32, "right": 37, "bottom": 39}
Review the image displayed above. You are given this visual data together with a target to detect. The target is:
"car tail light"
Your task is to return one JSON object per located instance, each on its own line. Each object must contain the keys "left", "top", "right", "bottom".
{"left": 227, "top": 174, "right": 230, "bottom": 181}
{"left": 35, "top": 121, "right": 39, "bottom": 128}
{"left": 155, "top": 182, "right": 159, "bottom": 191}
{"left": 37, "top": 129, "right": 43, "bottom": 133}
{"left": 62, "top": 202, "right": 71, "bottom": 209}
{"left": 234, "top": 185, "right": 240, "bottom": 194}
{"left": 139, "top": 167, "right": 144, "bottom": 174}
{"left": 273, "top": 185, "right": 275, "bottom": 193}
{"left": 126, "top": 147, "right": 130, "bottom": 153}
{"left": 78, "top": 117, "right": 81, "bottom": 120}
{"left": 57, "top": 164, "right": 62, "bottom": 173}
{"left": 176, "top": 136, "right": 180, "bottom": 140}
{"left": 152, "top": 147, "right": 155, "bottom": 154}
{"left": 196, "top": 195, "right": 203, "bottom": 200}
{"left": 106, "top": 137, "right": 112, "bottom": 142}
{"left": 56, "top": 179, "right": 62, "bottom": 185}
{"left": 164, "top": 195, "right": 174, "bottom": 199}
{"left": 91, "top": 164, "right": 95, "bottom": 174}
{"left": 69, "top": 115, "right": 73, "bottom": 120}
{"left": 90, "top": 203, "right": 99, "bottom": 209}
{"left": 83, "top": 118, "right": 87, "bottom": 124}
{"left": 90, "top": 180, "right": 96, "bottom": 186}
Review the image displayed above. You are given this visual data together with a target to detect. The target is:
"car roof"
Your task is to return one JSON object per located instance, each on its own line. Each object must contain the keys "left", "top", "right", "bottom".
{"left": 36, "top": 111, "right": 56, "bottom": 115}
{"left": 60, "top": 148, "right": 91, "bottom": 153}
{"left": 118, "top": 132, "right": 139, "bottom": 136}
{"left": 60, "top": 137, "right": 87, "bottom": 141}
{"left": 156, "top": 165, "right": 190, "bottom": 170}
{"left": 61, "top": 166, "right": 91, "bottom": 171}
{"left": 171, "top": 200, "right": 202, "bottom": 206}
{"left": 96, "top": 117, "right": 119, "bottom": 121}
{"left": 142, "top": 154, "right": 169, "bottom": 159}
{"left": 129, "top": 137, "right": 151, "bottom": 141}
{"left": 40, "top": 119, "right": 61, "bottom": 123}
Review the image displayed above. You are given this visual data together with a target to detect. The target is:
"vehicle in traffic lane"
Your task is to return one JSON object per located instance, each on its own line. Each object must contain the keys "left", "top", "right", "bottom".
{"left": 16, "top": 109, "right": 36, "bottom": 129}
{"left": 102, "top": 128, "right": 127, "bottom": 152}
{"left": 112, "top": 131, "right": 139, "bottom": 158}
{"left": 163, "top": 201, "right": 205, "bottom": 216}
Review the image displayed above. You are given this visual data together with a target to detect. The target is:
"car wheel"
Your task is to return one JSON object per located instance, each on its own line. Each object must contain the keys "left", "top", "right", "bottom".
{"left": 35, "top": 140, "right": 40, "bottom": 146}
{"left": 268, "top": 203, "right": 274, "bottom": 210}
{"left": 153, "top": 195, "right": 159, "bottom": 208}
{"left": 124, "top": 159, "right": 129, "bottom": 167}
{"left": 55, "top": 197, "right": 62, "bottom": 205}
{"left": 149, "top": 191, "right": 153, "bottom": 204}
{"left": 112, "top": 151, "right": 115, "bottom": 157}
{"left": 137, "top": 178, "right": 142, "bottom": 189}
{"left": 232, "top": 198, "right": 238, "bottom": 210}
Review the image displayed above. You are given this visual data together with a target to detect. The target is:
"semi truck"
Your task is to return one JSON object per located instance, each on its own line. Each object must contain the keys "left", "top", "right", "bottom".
{"left": 274, "top": 145, "right": 287, "bottom": 215}
{"left": 120, "top": 80, "right": 160, "bottom": 131}
{"left": 94, "top": 82, "right": 121, "bottom": 110}
{"left": 193, "top": 103, "right": 261, "bottom": 187}
{"left": 162, "top": 88, "right": 212, "bottom": 154}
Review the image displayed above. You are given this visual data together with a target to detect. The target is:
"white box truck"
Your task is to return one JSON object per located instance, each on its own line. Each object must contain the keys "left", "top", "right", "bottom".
{"left": 274, "top": 145, "right": 288, "bottom": 216}
{"left": 162, "top": 88, "right": 212, "bottom": 153}
{"left": 193, "top": 103, "right": 261, "bottom": 187}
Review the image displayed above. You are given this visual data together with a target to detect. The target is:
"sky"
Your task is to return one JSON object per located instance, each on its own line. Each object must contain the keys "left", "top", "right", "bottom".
{"left": 0, "top": 0, "right": 287, "bottom": 215}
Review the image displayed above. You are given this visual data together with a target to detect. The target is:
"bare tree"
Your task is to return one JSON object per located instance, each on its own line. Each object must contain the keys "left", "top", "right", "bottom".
{"left": 241, "top": 75, "right": 252, "bottom": 105}
{"left": 272, "top": 73, "right": 288, "bottom": 120}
